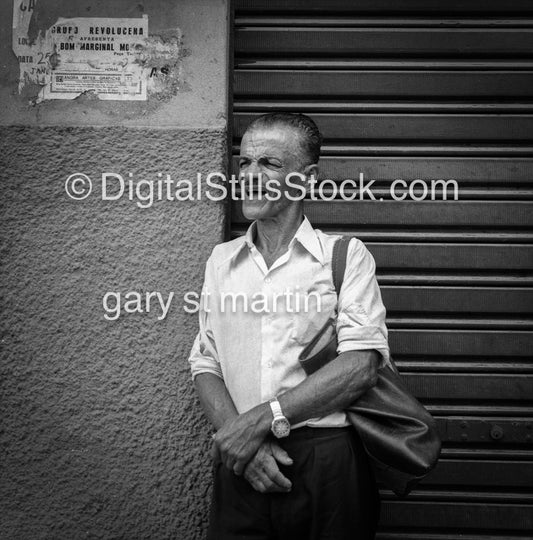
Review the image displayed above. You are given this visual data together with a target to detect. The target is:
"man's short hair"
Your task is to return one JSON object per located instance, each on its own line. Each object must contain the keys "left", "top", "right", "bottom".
{"left": 245, "top": 112, "right": 322, "bottom": 165}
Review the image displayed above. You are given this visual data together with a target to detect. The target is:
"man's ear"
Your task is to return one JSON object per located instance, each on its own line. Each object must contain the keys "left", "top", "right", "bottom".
{"left": 303, "top": 163, "right": 319, "bottom": 193}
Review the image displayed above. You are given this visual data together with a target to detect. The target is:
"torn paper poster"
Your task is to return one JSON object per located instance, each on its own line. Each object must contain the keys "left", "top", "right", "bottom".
{"left": 13, "top": 2, "right": 149, "bottom": 101}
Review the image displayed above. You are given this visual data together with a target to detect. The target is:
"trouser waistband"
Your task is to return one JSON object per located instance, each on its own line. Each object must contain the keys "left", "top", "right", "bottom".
{"left": 284, "top": 425, "right": 353, "bottom": 440}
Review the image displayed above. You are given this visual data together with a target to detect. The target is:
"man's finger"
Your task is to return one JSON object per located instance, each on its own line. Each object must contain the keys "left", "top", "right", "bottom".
{"left": 244, "top": 469, "right": 267, "bottom": 494}
{"left": 262, "top": 456, "right": 292, "bottom": 491}
{"left": 247, "top": 466, "right": 289, "bottom": 493}
{"left": 244, "top": 458, "right": 290, "bottom": 493}
{"left": 224, "top": 455, "right": 236, "bottom": 473}
{"left": 211, "top": 440, "right": 220, "bottom": 462}
{"left": 250, "top": 479, "right": 267, "bottom": 494}
{"left": 233, "top": 460, "right": 246, "bottom": 476}
{"left": 271, "top": 443, "right": 294, "bottom": 467}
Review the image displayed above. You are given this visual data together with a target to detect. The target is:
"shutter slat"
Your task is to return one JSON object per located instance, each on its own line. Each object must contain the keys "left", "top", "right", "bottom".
{"left": 232, "top": 201, "right": 533, "bottom": 227}
{"left": 390, "top": 329, "right": 533, "bottom": 357}
{"left": 235, "top": 70, "right": 533, "bottom": 98}
{"left": 235, "top": 28, "right": 533, "bottom": 57}
{"left": 234, "top": 113, "right": 533, "bottom": 141}
{"left": 367, "top": 243, "right": 533, "bottom": 270}
{"left": 422, "top": 460, "right": 533, "bottom": 487}
{"left": 311, "top": 157, "right": 533, "bottom": 184}
{"left": 377, "top": 533, "right": 533, "bottom": 540}
{"left": 235, "top": 0, "right": 533, "bottom": 13}
{"left": 237, "top": 17, "right": 533, "bottom": 29}
{"left": 402, "top": 373, "right": 533, "bottom": 400}
{"left": 382, "top": 287, "right": 533, "bottom": 314}
{"left": 380, "top": 501, "right": 533, "bottom": 530}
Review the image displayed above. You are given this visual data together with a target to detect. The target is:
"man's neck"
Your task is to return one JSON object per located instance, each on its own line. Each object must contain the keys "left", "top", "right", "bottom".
{"left": 254, "top": 207, "right": 304, "bottom": 269}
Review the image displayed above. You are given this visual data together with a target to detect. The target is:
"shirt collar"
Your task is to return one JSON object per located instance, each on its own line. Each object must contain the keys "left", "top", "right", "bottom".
{"left": 243, "top": 220, "right": 257, "bottom": 250}
{"left": 289, "top": 215, "right": 325, "bottom": 265}
{"left": 235, "top": 215, "right": 324, "bottom": 265}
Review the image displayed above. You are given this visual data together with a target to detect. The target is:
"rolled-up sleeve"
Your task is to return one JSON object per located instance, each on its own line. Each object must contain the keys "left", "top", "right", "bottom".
{"left": 188, "top": 254, "right": 223, "bottom": 380}
{"left": 335, "top": 238, "right": 390, "bottom": 368}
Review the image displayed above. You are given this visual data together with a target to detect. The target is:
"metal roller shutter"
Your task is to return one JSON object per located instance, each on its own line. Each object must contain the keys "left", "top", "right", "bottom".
{"left": 231, "top": 1, "right": 533, "bottom": 537}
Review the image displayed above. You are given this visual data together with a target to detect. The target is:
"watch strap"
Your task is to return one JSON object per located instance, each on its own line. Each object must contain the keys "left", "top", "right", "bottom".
{"left": 269, "top": 397, "right": 284, "bottom": 418}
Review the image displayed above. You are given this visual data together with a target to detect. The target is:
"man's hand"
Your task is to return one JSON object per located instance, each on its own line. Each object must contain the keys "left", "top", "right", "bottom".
{"left": 244, "top": 440, "right": 293, "bottom": 493}
{"left": 213, "top": 402, "right": 272, "bottom": 476}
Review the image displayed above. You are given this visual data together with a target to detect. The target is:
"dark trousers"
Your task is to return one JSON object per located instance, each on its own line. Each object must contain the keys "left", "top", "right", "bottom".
{"left": 207, "top": 427, "right": 380, "bottom": 540}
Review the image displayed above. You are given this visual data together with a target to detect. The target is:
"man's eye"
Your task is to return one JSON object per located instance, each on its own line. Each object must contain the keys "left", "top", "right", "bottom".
{"left": 239, "top": 161, "right": 248, "bottom": 169}
{"left": 267, "top": 161, "right": 282, "bottom": 168}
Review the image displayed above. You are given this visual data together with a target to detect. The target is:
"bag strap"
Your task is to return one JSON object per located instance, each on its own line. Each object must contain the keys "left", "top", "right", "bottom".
{"left": 332, "top": 235, "right": 397, "bottom": 372}
{"left": 332, "top": 236, "right": 351, "bottom": 296}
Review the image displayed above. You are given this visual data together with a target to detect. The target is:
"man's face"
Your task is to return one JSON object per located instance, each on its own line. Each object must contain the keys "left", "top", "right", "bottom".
{"left": 238, "top": 125, "right": 310, "bottom": 221}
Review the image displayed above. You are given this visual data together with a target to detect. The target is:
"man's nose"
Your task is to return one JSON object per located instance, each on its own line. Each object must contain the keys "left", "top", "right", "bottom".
{"left": 239, "top": 163, "right": 262, "bottom": 186}
{"left": 240, "top": 162, "right": 262, "bottom": 181}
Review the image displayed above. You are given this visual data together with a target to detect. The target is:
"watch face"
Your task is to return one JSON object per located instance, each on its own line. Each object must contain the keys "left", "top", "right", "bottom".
{"left": 272, "top": 417, "right": 291, "bottom": 438}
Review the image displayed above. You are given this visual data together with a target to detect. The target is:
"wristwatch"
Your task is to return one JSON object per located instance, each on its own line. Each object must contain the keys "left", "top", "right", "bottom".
{"left": 269, "top": 398, "right": 291, "bottom": 438}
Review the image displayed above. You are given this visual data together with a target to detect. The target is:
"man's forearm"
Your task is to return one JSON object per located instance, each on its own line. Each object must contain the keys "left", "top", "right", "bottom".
{"left": 194, "top": 372, "right": 239, "bottom": 430}
{"left": 278, "top": 349, "right": 380, "bottom": 426}
{"left": 194, "top": 350, "right": 379, "bottom": 476}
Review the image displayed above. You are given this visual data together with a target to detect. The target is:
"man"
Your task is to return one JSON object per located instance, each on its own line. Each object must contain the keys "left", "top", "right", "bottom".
{"left": 188, "top": 113, "right": 390, "bottom": 539}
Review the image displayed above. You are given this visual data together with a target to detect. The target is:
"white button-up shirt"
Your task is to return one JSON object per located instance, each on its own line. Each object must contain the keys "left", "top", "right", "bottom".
{"left": 188, "top": 216, "right": 390, "bottom": 428}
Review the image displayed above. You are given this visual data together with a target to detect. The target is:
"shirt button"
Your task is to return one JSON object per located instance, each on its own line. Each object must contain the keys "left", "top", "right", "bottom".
{"left": 265, "top": 277, "right": 272, "bottom": 283}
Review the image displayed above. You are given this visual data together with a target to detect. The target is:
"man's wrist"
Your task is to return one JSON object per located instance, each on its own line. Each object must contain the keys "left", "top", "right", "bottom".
{"left": 255, "top": 401, "right": 275, "bottom": 434}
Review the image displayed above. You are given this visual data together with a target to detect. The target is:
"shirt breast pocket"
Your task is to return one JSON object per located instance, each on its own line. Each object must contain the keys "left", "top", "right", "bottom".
{"left": 289, "top": 288, "right": 336, "bottom": 347}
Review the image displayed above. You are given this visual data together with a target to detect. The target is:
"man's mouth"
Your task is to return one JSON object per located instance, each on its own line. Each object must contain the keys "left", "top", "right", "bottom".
{"left": 243, "top": 181, "right": 269, "bottom": 199}
{"left": 244, "top": 189, "right": 269, "bottom": 201}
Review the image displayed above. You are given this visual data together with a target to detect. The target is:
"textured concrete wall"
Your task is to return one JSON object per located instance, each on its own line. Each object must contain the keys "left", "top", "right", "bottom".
{"left": 0, "top": 1, "right": 229, "bottom": 539}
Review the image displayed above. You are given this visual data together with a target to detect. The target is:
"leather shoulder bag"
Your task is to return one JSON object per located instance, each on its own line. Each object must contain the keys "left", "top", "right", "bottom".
{"left": 298, "top": 236, "right": 441, "bottom": 497}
